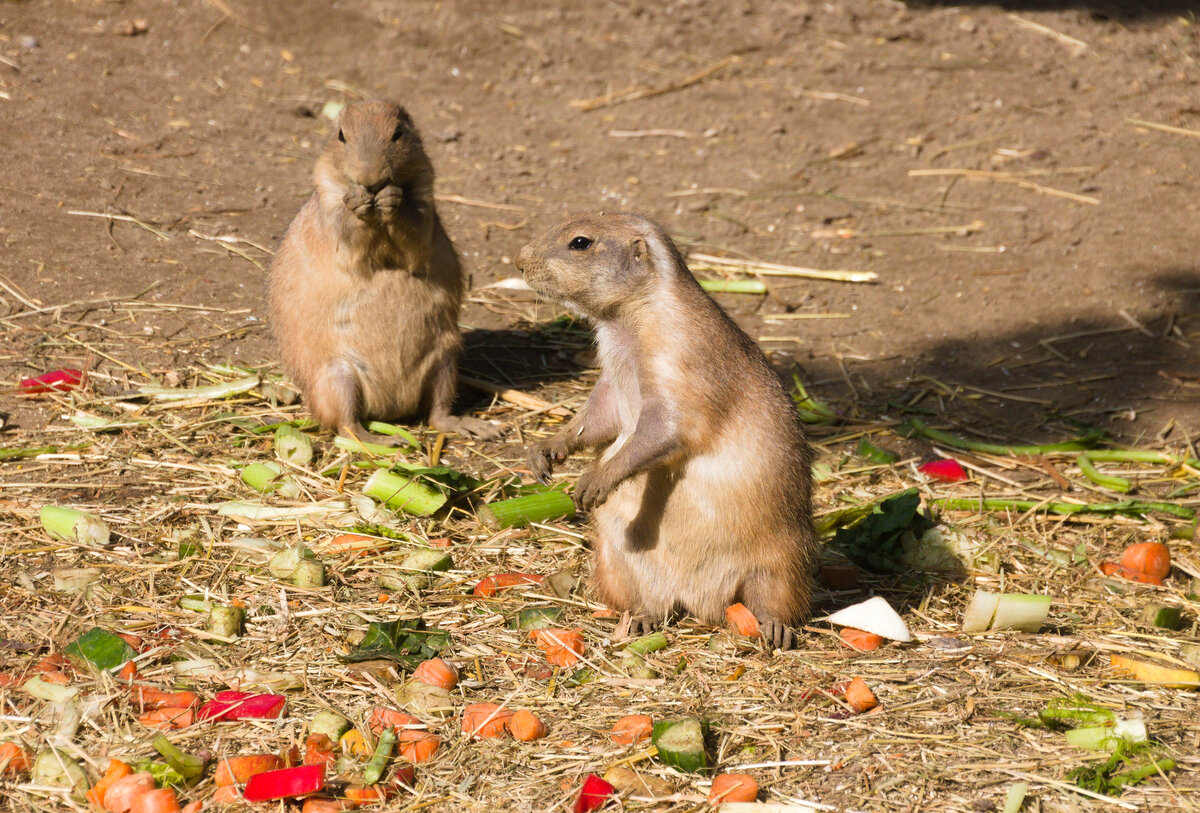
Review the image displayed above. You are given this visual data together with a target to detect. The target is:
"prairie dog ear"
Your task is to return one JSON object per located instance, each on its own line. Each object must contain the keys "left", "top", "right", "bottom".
{"left": 630, "top": 237, "right": 649, "bottom": 267}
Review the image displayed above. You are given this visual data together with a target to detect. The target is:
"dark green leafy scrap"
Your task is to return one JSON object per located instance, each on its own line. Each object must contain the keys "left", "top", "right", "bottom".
{"left": 833, "top": 488, "right": 935, "bottom": 573}
{"left": 340, "top": 618, "right": 450, "bottom": 667}
{"left": 64, "top": 627, "right": 136, "bottom": 672}
{"left": 1067, "top": 741, "right": 1176, "bottom": 796}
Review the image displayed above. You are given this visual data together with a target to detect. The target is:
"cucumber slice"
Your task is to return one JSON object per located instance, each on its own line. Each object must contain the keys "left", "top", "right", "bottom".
{"left": 309, "top": 709, "right": 352, "bottom": 741}
{"left": 379, "top": 549, "right": 454, "bottom": 591}
{"left": 511, "top": 607, "right": 563, "bottom": 631}
{"left": 652, "top": 716, "right": 708, "bottom": 773}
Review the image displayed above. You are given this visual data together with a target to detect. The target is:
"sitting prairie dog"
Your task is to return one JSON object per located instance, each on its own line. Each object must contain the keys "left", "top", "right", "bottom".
{"left": 267, "top": 99, "right": 498, "bottom": 441}
{"left": 516, "top": 213, "right": 816, "bottom": 648}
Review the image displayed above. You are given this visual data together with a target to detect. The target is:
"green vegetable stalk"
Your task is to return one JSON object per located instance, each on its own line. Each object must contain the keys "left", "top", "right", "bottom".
{"left": 1077, "top": 454, "right": 1132, "bottom": 493}
{"left": 364, "top": 469, "right": 447, "bottom": 517}
{"left": 364, "top": 421, "right": 420, "bottom": 449}
{"left": 40, "top": 506, "right": 110, "bottom": 546}
{"left": 208, "top": 605, "right": 245, "bottom": 638}
{"left": 791, "top": 375, "right": 837, "bottom": 424}
{"left": 274, "top": 424, "right": 314, "bottom": 467}
{"left": 152, "top": 734, "right": 207, "bottom": 782}
{"left": 240, "top": 462, "right": 300, "bottom": 498}
{"left": 901, "top": 418, "right": 1100, "bottom": 456}
{"left": 623, "top": 632, "right": 669, "bottom": 656}
{"left": 934, "top": 497, "right": 1194, "bottom": 520}
{"left": 362, "top": 728, "right": 396, "bottom": 785}
{"left": 478, "top": 489, "right": 575, "bottom": 528}
{"left": 698, "top": 279, "right": 767, "bottom": 295}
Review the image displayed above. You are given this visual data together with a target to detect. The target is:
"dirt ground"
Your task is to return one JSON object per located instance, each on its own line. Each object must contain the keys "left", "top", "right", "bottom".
{"left": 2, "top": 1, "right": 1200, "bottom": 812}
{"left": 1, "top": 0, "right": 1199, "bottom": 439}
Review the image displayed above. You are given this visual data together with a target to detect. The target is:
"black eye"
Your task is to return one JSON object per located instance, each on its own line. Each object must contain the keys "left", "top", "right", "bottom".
{"left": 568, "top": 236, "right": 593, "bottom": 250}
{"left": 337, "top": 129, "right": 345, "bottom": 143}
{"left": 391, "top": 125, "right": 405, "bottom": 142}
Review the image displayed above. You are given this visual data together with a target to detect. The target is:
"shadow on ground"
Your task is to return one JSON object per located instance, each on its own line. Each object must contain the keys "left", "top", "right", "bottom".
{"left": 910, "top": 1, "right": 1199, "bottom": 22}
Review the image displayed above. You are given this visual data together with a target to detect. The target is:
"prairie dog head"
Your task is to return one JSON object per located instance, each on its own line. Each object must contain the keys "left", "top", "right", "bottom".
{"left": 515, "top": 213, "right": 684, "bottom": 320}
{"left": 314, "top": 100, "right": 432, "bottom": 192}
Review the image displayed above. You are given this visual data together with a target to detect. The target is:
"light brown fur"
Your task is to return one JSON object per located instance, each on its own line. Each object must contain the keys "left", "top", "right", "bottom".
{"left": 516, "top": 213, "right": 816, "bottom": 648}
{"left": 268, "top": 99, "right": 497, "bottom": 441}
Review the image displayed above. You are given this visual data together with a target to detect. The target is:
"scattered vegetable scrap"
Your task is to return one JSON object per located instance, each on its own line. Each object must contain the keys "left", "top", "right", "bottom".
{"left": 709, "top": 772, "right": 759, "bottom": 803}
{"left": 1099, "top": 541, "right": 1172, "bottom": 586}
{"left": 918, "top": 458, "right": 969, "bottom": 483}
{"left": 530, "top": 628, "right": 585, "bottom": 666}
{"left": 574, "top": 773, "right": 617, "bottom": 813}
{"left": 19, "top": 368, "right": 84, "bottom": 394}
{"left": 610, "top": 714, "right": 653, "bottom": 745}
{"left": 961, "top": 590, "right": 1051, "bottom": 634}
{"left": 843, "top": 677, "right": 879, "bottom": 713}
{"left": 724, "top": 602, "right": 761, "bottom": 637}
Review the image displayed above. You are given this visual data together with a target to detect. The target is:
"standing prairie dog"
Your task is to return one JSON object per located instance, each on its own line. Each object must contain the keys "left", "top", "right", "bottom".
{"left": 516, "top": 213, "right": 816, "bottom": 648}
{"left": 268, "top": 99, "right": 497, "bottom": 441}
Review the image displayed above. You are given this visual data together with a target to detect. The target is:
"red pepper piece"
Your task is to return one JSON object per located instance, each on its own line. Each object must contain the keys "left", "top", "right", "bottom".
{"left": 918, "top": 458, "right": 969, "bottom": 483}
{"left": 19, "top": 369, "right": 84, "bottom": 394}
{"left": 574, "top": 773, "right": 616, "bottom": 813}
{"left": 196, "top": 691, "right": 286, "bottom": 722}
{"left": 242, "top": 764, "right": 325, "bottom": 802}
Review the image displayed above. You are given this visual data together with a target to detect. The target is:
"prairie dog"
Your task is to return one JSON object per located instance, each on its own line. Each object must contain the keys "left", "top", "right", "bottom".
{"left": 515, "top": 213, "right": 816, "bottom": 648}
{"left": 267, "top": 99, "right": 497, "bottom": 441}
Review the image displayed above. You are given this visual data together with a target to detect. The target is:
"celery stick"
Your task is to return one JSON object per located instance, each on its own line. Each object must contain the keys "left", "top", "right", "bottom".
{"left": 699, "top": 279, "right": 766, "bottom": 295}
{"left": 364, "top": 470, "right": 447, "bottom": 517}
{"left": 933, "top": 497, "right": 1194, "bottom": 520}
{"left": 624, "top": 632, "right": 669, "bottom": 656}
{"left": 136, "top": 375, "right": 260, "bottom": 401}
{"left": 903, "top": 418, "right": 1100, "bottom": 455}
{"left": 208, "top": 605, "right": 245, "bottom": 638}
{"left": 240, "top": 462, "right": 300, "bottom": 498}
{"left": 478, "top": 490, "right": 575, "bottom": 528}
{"left": 40, "top": 506, "right": 110, "bottom": 546}
{"left": 1077, "top": 454, "right": 1132, "bottom": 493}
{"left": 365, "top": 421, "right": 420, "bottom": 449}
{"left": 274, "top": 424, "right": 314, "bottom": 467}
{"left": 1003, "top": 782, "right": 1027, "bottom": 813}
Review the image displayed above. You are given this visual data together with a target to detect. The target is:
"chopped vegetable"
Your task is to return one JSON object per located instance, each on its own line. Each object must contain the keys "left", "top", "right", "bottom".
{"left": 65, "top": 627, "right": 136, "bottom": 672}
{"left": 197, "top": 691, "right": 287, "bottom": 722}
{"left": 918, "top": 458, "right": 969, "bottom": 483}
{"left": 23, "top": 674, "right": 78, "bottom": 703}
{"left": 478, "top": 489, "right": 576, "bottom": 528}
{"left": 139, "top": 708, "right": 194, "bottom": 730}
{"left": 833, "top": 488, "right": 936, "bottom": 573}
{"left": 530, "top": 628, "right": 585, "bottom": 666}
{"left": 32, "top": 748, "right": 90, "bottom": 802}
{"left": 103, "top": 772, "right": 158, "bottom": 812}
{"left": 827, "top": 596, "right": 912, "bottom": 642}
{"left": 1119, "top": 541, "right": 1171, "bottom": 582}
{"left": 20, "top": 369, "right": 84, "bottom": 394}
{"left": 1099, "top": 562, "right": 1160, "bottom": 585}
{"left": 0, "top": 741, "right": 32, "bottom": 774}
{"left": 1140, "top": 604, "right": 1183, "bottom": 629}
{"left": 901, "top": 418, "right": 1101, "bottom": 455}
{"left": 461, "top": 703, "right": 513, "bottom": 738}
{"left": 208, "top": 604, "right": 245, "bottom": 639}
{"left": 304, "top": 734, "right": 336, "bottom": 767}
{"left": 128, "top": 788, "right": 180, "bottom": 813}
{"left": 622, "top": 632, "right": 668, "bottom": 656}
{"left": 1067, "top": 740, "right": 1176, "bottom": 796}
{"left": 361, "top": 727, "right": 396, "bottom": 785}
{"left": 131, "top": 687, "right": 199, "bottom": 711}
{"left": 574, "top": 773, "right": 617, "bottom": 813}
{"left": 275, "top": 424, "right": 314, "bottom": 467}
{"left": 322, "top": 532, "right": 392, "bottom": 557}
{"left": 339, "top": 729, "right": 372, "bottom": 758}
{"left": 844, "top": 677, "right": 878, "bottom": 713}
{"left": 86, "top": 759, "right": 132, "bottom": 807}
{"left": 151, "top": 734, "right": 206, "bottom": 782}
{"left": 725, "top": 603, "right": 761, "bottom": 637}
{"left": 378, "top": 548, "right": 453, "bottom": 591}
{"left": 242, "top": 764, "right": 326, "bottom": 802}
{"left": 214, "top": 754, "right": 283, "bottom": 786}
{"left": 857, "top": 439, "right": 899, "bottom": 464}
{"left": 610, "top": 714, "right": 653, "bottom": 745}
{"left": 309, "top": 710, "right": 353, "bottom": 742}
{"left": 240, "top": 461, "right": 300, "bottom": 498}
{"left": 1077, "top": 453, "right": 1132, "bottom": 492}
{"left": 301, "top": 797, "right": 354, "bottom": 813}
{"left": 511, "top": 606, "right": 564, "bottom": 631}
{"left": 651, "top": 716, "right": 708, "bottom": 773}
{"left": 839, "top": 627, "right": 885, "bottom": 651}
{"left": 961, "top": 591, "right": 1050, "bottom": 633}
{"left": 1038, "top": 694, "right": 1114, "bottom": 728}
{"left": 698, "top": 278, "right": 767, "bottom": 294}
{"left": 602, "top": 766, "right": 675, "bottom": 800}
{"left": 709, "top": 773, "right": 759, "bottom": 803}
{"left": 363, "top": 469, "right": 447, "bottom": 517}
{"left": 340, "top": 617, "right": 450, "bottom": 667}
{"left": 291, "top": 557, "right": 327, "bottom": 588}
{"left": 1003, "top": 781, "right": 1028, "bottom": 813}
{"left": 40, "top": 505, "right": 110, "bottom": 546}
{"left": 268, "top": 542, "right": 317, "bottom": 580}
{"left": 397, "top": 730, "right": 440, "bottom": 763}
{"left": 473, "top": 572, "right": 544, "bottom": 597}
{"left": 410, "top": 657, "right": 459, "bottom": 691}
{"left": 506, "top": 709, "right": 547, "bottom": 741}
{"left": 395, "top": 679, "right": 454, "bottom": 718}
{"left": 1064, "top": 717, "right": 1147, "bottom": 751}
{"left": 933, "top": 496, "right": 1195, "bottom": 520}
{"left": 1110, "top": 653, "right": 1200, "bottom": 688}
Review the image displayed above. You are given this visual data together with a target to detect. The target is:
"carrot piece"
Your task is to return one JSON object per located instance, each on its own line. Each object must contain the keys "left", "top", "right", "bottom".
{"left": 708, "top": 773, "right": 759, "bottom": 803}
{"left": 397, "top": 734, "right": 440, "bottom": 763}
{"left": 339, "top": 729, "right": 372, "bottom": 758}
{"left": 325, "top": 533, "right": 389, "bottom": 557}
{"left": 367, "top": 707, "right": 420, "bottom": 735}
{"left": 1099, "top": 562, "right": 1163, "bottom": 585}
{"left": 39, "top": 670, "right": 72, "bottom": 685}
{"left": 506, "top": 709, "right": 547, "bottom": 742}
{"left": 180, "top": 802, "right": 202, "bottom": 813}
{"left": 304, "top": 734, "right": 336, "bottom": 767}
{"left": 344, "top": 784, "right": 391, "bottom": 803}
{"left": 591, "top": 608, "right": 619, "bottom": 619}
{"left": 461, "top": 703, "right": 513, "bottom": 738}
{"left": 210, "top": 785, "right": 242, "bottom": 805}
{"left": 118, "top": 661, "right": 141, "bottom": 682}
{"left": 131, "top": 687, "right": 199, "bottom": 711}
{"left": 410, "top": 658, "right": 459, "bottom": 691}
{"left": 0, "top": 741, "right": 32, "bottom": 774}
{"left": 839, "top": 627, "right": 885, "bottom": 652}
{"left": 472, "top": 572, "right": 544, "bottom": 598}
{"left": 139, "top": 708, "right": 194, "bottom": 730}
{"left": 115, "top": 633, "right": 143, "bottom": 652}
{"left": 1120, "top": 541, "right": 1171, "bottom": 582}
{"left": 301, "top": 799, "right": 356, "bottom": 813}
{"left": 724, "top": 603, "right": 761, "bottom": 638}
{"left": 429, "top": 536, "right": 452, "bottom": 548}
{"left": 530, "top": 628, "right": 585, "bottom": 667}
{"left": 1110, "top": 653, "right": 1200, "bottom": 688}
{"left": 129, "top": 788, "right": 180, "bottom": 813}
{"left": 34, "top": 654, "right": 73, "bottom": 674}
{"left": 88, "top": 758, "right": 134, "bottom": 807}
{"left": 104, "top": 773, "right": 158, "bottom": 813}
{"left": 843, "top": 677, "right": 878, "bottom": 713}
{"left": 609, "top": 715, "right": 653, "bottom": 745}
{"left": 213, "top": 754, "right": 283, "bottom": 786}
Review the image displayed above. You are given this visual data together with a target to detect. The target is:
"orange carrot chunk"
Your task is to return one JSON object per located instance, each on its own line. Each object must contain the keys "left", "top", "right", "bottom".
{"left": 839, "top": 627, "right": 885, "bottom": 652}
{"left": 367, "top": 707, "right": 420, "bottom": 735}
{"left": 138, "top": 708, "right": 194, "bottom": 731}
{"left": 103, "top": 773, "right": 158, "bottom": 813}
{"left": 1099, "top": 562, "right": 1163, "bottom": 585}
{"left": 472, "top": 572, "right": 544, "bottom": 598}
{"left": 725, "top": 603, "right": 761, "bottom": 638}
{"left": 180, "top": 802, "right": 203, "bottom": 813}
{"left": 530, "top": 628, "right": 585, "bottom": 667}
{"left": 506, "top": 709, "right": 548, "bottom": 742}
{"left": 709, "top": 773, "right": 759, "bottom": 803}
{"left": 1120, "top": 541, "right": 1171, "bottom": 582}
{"left": 301, "top": 799, "right": 355, "bottom": 813}
{"left": 461, "top": 703, "right": 513, "bottom": 738}
{"left": 213, "top": 754, "right": 284, "bottom": 786}
{"left": 410, "top": 658, "right": 459, "bottom": 691}
{"left": 304, "top": 734, "right": 336, "bottom": 767}
{"left": 397, "top": 734, "right": 441, "bottom": 763}
{"left": 844, "top": 677, "right": 878, "bottom": 713}
{"left": 210, "top": 786, "right": 242, "bottom": 805}
{"left": 609, "top": 715, "right": 653, "bottom": 745}
{"left": 129, "top": 788, "right": 180, "bottom": 813}
{"left": 0, "top": 741, "right": 32, "bottom": 774}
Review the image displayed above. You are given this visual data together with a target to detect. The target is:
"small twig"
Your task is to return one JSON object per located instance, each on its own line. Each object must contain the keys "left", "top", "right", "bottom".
{"left": 1007, "top": 14, "right": 1088, "bottom": 55}
{"left": 1126, "top": 117, "right": 1200, "bottom": 139}
{"left": 570, "top": 56, "right": 736, "bottom": 112}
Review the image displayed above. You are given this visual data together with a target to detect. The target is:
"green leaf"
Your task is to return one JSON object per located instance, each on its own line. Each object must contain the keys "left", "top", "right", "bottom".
{"left": 64, "top": 628, "right": 136, "bottom": 672}
{"left": 833, "top": 488, "right": 935, "bottom": 573}
{"left": 340, "top": 618, "right": 450, "bottom": 668}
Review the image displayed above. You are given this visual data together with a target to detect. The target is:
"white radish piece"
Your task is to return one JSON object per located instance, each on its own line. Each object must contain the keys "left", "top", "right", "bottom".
{"left": 827, "top": 596, "right": 912, "bottom": 642}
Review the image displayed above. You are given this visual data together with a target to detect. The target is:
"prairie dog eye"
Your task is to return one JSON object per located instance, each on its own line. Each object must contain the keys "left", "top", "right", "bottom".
{"left": 337, "top": 129, "right": 346, "bottom": 143}
{"left": 568, "top": 236, "right": 593, "bottom": 250}
{"left": 391, "top": 124, "right": 405, "bottom": 142}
